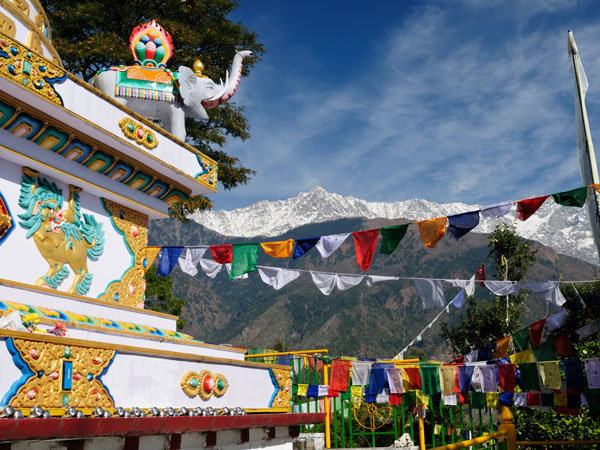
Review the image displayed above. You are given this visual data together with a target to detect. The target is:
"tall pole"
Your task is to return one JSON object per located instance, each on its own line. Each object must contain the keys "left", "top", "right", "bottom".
{"left": 569, "top": 30, "right": 600, "bottom": 261}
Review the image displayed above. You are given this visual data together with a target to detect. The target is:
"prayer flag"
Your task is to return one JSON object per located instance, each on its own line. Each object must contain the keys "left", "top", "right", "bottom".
{"left": 352, "top": 362, "right": 371, "bottom": 386}
{"left": 417, "top": 217, "right": 447, "bottom": 248}
{"left": 414, "top": 279, "right": 446, "bottom": 309}
{"left": 444, "top": 394, "right": 458, "bottom": 406}
{"left": 293, "top": 237, "right": 320, "bottom": 259}
{"left": 257, "top": 266, "right": 301, "bottom": 290}
{"left": 495, "top": 336, "right": 511, "bottom": 358}
{"left": 529, "top": 318, "right": 546, "bottom": 348}
{"left": 144, "top": 247, "right": 161, "bottom": 272}
{"left": 480, "top": 202, "right": 512, "bottom": 218}
{"left": 458, "top": 365, "right": 474, "bottom": 395}
{"left": 210, "top": 244, "right": 233, "bottom": 264}
{"left": 552, "top": 186, "right": 587, "bottom": 207}
{"left": 576, "top": 321, "right": 598, "bottom": 338}
{"left": 476, "top": 264, "right": 485, "bottom": 287}
{"left": 385, "top": 368, "right": 404, "bottom": 394}
{"left": 478, "top": 343, "right": 496, "bottom": 362}
{"left": 527, "top": 392, "right": 541, "bottom": 406}
{"left": 478, "top": 365, "right": 498, "bottom": 393}
{"left": 539, "top": 362, "right": 561, "bottom": 389}
{"left": 518, "top": 363, "right": 540, "bottom": 391}
{"left": 318, "top": 385, "right": 329, "bottom": 397}
{"left": 403, "top": 367, "right": 422, "bottom": 390}
{"left": 420, "top": 364, "right": 441, "bottom": 395}
{"left": 157, "top": 247, "right": 184, "bottom": 276}
{"left": 366, "top": 275, "right": 400, "bottom": 287}
{"left": 486, "top": 393, "right": 500, "bottom": 409}
{"left": 403, "top": 391, "right": 416, "bottom": 409}
{"left": 261, "top": 239, "right": 294, "bottom": 258}
{"left": 416, "top": 391, "right": 429, "bottom": 406}
{"left": 389, "top": 393, "right": 403, "bottom": 405}
{"left": 541, "top": 393, "right": 554, "bottom": 407}
{"left": 516, "top": 195, "right": 550, "bottom": 221}
{"left": 562, "top": 360, "right": 585, "bottom": 391}
{"left": 230, "top": 243, "right": 258, "bottom": 279}
{"left": 510, "top": 349, "right": 534, "bottom": 364}
{"left": 316, "top": 233, "right": 350, "bottom": 258}
{"left": 546, "top": 309, "right": 568, "bottom": 331}
{"left": 440, "top": 366, "right": 459, "bottom": 395}
{"left": 447, "top": 211, "right": 480, "bottom": 240}
{"left": 306, "top": 385, "right": 319, "bottom": 397}
{"left": 584, "top": 359, "right": 600, "bottom": 389}
{"left": 497, "top": 364, "right": 516, "bottom": 393}
{"left": 533, "top": 342, "right": 558, "bottom": 362}
{"left": 329, "top": 359, "right": 351, "bottom": 395}
{"left": 525, "top": 282, "right": 567, "bottom": 306}
{"left": 500, "top": 392, "right": 514, "bottom": 406}
{"left": 297, "top": 384, "right": 308, "bottom": 396}
{"left": 512, "top": 328, "right": 530, "bottom": 352}
{"left": 379, "top": 224, "right": 409, "bottom": 254}
{"left": 368, "top": 368, "right": 387, "bottom": 395}
{"left": 353, "top": 229, "right": 379, "bottom": 271}
{"left": 514, "top": 392, "right": 527, "bottom": 406}
{"left": 351, "top": 386, "right": 363, "bottom": 398}
{"left": 470, "top": 392, "right": 485, "bottom": 409}
{"left": 554, "top": 335, "right": 574, "bottom": 358}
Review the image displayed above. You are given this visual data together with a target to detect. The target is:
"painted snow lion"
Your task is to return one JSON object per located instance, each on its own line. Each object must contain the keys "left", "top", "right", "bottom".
{"left": 18, "top": 168, "right": 105, "bottom": 295}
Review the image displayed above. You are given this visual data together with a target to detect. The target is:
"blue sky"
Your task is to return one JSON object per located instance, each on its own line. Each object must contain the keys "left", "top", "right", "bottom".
{"left": 211, "top": 0, "right": 600, "bottom": 211}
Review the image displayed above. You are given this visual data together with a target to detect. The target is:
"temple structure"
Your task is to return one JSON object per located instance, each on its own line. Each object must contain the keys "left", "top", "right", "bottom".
{"left": 0, "top": 1, "right": 322, "bottom": 448}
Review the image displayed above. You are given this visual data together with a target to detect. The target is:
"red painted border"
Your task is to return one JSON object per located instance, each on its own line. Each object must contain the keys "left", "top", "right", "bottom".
{"left": 0, "top": 413, "right": 325, "bottom": 441}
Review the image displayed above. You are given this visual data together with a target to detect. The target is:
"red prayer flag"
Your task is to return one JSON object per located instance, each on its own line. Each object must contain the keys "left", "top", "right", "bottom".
{"left": 404, "top": 367, "right": 422, "bottom": 390}
{"left": 476, "top": 264, "right": 486, "bottom": 287}
{"left": 529, "top": 318, "right": 546, "bottom": 348}
{"left": 527, "top": 392, "right": 541, "bottom": 406}
{"left": 353, "top": 229, "right": 379, "bottom": 271}
{"left": 389, "top": 393, "right": 403, "bottom": 405}
{"left": 328, "top": 359, "right": 351, "bottom": 395}
{"left": 516, "top": 195, "right": 550, "bottom": 221}
{"left": 308, "top": 357, "right": 324, "bottom": 372}
{"left": 497, "top": 364, "right": 516, "bottom": 393}
{"left": 553, "top": 335, "right": 574, "bottom": 358}
{"left": 210, "top": 245, "right": 233, "bottom": 264}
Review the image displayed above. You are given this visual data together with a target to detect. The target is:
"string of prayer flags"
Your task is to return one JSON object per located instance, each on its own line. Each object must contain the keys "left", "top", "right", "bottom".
{"left": 309, "top": 271, "right": 364, "bottom": 295}
{"left": 447, "top": 211, "right": 480, "bottom": 240}
{"left": 552, "top": 186, "right": 588, "bottom": 207}
{"left": 230, "top": 243, "right": 259, "bottom": 279}
{"left": 576, "top": 320, "right": 598, "bottom": 338}
{"left": 379, "top": 224, "right": 409, "bottom": 254}
{"left": 257, "top": 266, "right": 301, "bottom": 290}
{"left": 178, "top": 247, "right": 209, "bottom": 276}
{"left": 414, "top": 279, "right": 446, "bottom": 309}
{"left": 315, "top": 233, "right": 349, "bottom": 258}
{"left": 417, "top": 217, "right": 447, "bottom": 248}
{"left": 353, "top": 229, "right": 379, "bottom": 271}
{"left": 516, "top": 195, "right": 550, "bottom": 221}
{"left": 293, "top": 237, "right": 319, "bottom": 259}
{"left": 210, "top": 244, "right": 233, "bottom": 264}
{"left": 157, "top": 247, "right": 184, "bottom": 276}
{"left": 261, "top": 239, "right": 294, "bottom": 258}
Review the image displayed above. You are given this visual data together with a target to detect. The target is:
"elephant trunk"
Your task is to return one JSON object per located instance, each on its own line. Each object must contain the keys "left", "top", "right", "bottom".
{"left": 202, "top": 50, "right": 252, "bottom": 109}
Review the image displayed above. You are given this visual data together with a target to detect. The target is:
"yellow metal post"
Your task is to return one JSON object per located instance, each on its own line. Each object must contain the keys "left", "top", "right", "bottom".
{"left": 499, "top": 406, "right": 516, "bottom": 450}
{"left": 417, "top": 405, "right": 426, "bottom": 450}
{"left": 323, "top": 364, "right": 331, "bottom": 448}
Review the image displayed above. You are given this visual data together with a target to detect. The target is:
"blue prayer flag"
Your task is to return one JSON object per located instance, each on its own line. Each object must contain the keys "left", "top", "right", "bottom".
{"left": 447, "top": 211, "right": 480, "bottom": 240}
{"left": 157, "top": 247, "right": 184, "bottom": 276}
{"left": 293, "top": 237, "right": 320, "bottom": 259}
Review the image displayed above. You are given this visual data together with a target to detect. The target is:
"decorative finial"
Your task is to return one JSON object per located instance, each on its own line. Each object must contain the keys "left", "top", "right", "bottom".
{"left": 193, "top": 59, "right": 206, "bottom": 77}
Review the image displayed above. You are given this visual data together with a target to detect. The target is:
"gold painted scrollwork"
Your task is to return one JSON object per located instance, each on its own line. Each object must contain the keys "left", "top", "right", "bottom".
{"left": 180, "top": 370, "right": 228, "bottom": 401}
{"left": 8, "top": 338, "right": 116, "bottom": 409}
{"left": 271, "top": 368, "right": 292, "bottom": 409}
{"left": 98, "top": 199, "right": 148, "bottom": 308}
{"left": 0, "top": 11, "right": 16, "bottom": 37}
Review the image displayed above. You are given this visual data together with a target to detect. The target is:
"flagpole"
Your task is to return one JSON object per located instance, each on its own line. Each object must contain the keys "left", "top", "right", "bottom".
{"left": 568, "top": 30, "right": 600, "bottom": 261}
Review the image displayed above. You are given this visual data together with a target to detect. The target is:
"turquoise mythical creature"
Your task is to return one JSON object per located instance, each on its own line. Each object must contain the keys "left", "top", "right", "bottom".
{"left": 18, "top": 168, "right": 105, "bottom": 295}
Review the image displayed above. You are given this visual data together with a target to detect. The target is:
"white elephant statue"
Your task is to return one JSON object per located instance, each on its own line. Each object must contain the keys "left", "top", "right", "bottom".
{"left": 94, "top": 50, "right": 252, "bottom": 140}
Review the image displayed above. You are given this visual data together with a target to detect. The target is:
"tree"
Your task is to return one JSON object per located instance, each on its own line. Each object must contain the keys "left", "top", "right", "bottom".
{"left": 441, "top": 224, "right": 537, "bottom": 356}
{"left": 144, "top": 267, "right": 186, "bottom": 329}
{"left": 40, "top": 0, "right": 264, "bottom": 219}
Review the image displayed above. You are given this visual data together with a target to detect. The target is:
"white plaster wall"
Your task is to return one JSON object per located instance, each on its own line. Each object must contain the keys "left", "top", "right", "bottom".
{"left": 0, "top": 158, "right": 141, "bottom": 299}
{"left": 102, "top": 352, "right": 278, "bottom": 409}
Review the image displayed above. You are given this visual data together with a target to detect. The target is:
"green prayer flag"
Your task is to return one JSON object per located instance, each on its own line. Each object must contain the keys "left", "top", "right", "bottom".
{"left": 541, "top": 393, "right": 554, "bottom": 407}
{"left": 379, "top": 224, "right": 409, "bottom": 254}
{"left": 518, "top": 363, "right": 540, "bottom": 390}
{"left": 246, "top": 347, "right": 264, "bottom": 362}
{"left": 340, "top": 391, "right": 352, "bottom": 401}
{"left": 230, "top": 243, "right": 258, "bottom": 279}
{"left": 402, "top": 391, "right": 416, "bottom": 409}
{"left": 292, "top": 384, "right": 299, "bottom": 395}
{"left": 512, "top": 328, "right": 531, "bottom": 352}
{"left": 552, "top": 186, "right": 587, "bottom": 207}
{"left": 470, "top": 391, "right": 486, "bottom": 409}
{"left": 420, "top": 364, "right": 441, "bottom": 395}
{"left": 533, "top": 342, "right": 557, "bottom": 362}
{"left": 584, "top": 388, "right": 600, "bottom": 415}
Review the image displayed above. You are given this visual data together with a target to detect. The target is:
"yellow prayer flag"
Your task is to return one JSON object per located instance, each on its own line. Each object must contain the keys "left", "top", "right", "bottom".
{"left": 297, "top": 384, "right": 308, "bottom": 396}
{"left": 416, "top": 217, "right": 447, "bottom": 248}
{"left": 351, "top": 386, "right": 363, "bottom": 398}
{"left": 495, "top": 336, "right": 511, "bottom": 358}
{"left": 510, "top": 349, "right": 535, "bottom": 364}
{"left": 416, "top": 391, "right": 429, "bottom": 406}
{"left": 434, "top": 424, "right": 442, "bottom": 435}
{"left": 486, "top": 393, "right": 500, "bottom": 409}
{"left": 554, "top": 393, "right": 567, "bottom": 407}
{"left": 440, "top": 366, "right": 457, "bottom": 395}
{"left": 401, "top": 367, "right": 412, "bottom": 391}
{"left": 539, "top": 362, "right": 561, "bottom": 390}
{"left": 144, "top": 247, "right": 161, "bottom": 272}
{"left": 260, "top": 239, "right": 294, "bottom": 258}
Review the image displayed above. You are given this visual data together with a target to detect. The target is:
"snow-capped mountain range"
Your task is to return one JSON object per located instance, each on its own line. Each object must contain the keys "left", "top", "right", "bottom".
{"left": 191, "top": 186, "right": 599, "bottom": 266}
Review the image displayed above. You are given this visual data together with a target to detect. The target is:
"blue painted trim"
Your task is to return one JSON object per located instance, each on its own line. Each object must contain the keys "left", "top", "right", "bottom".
{"left": 195, "top": 154, "right": 209, "bottom": 178}
{"left": 45, "top": 73, "right": 68, "bottom": 106}
{"left": 0, "top": 191, "right": 15, "bottom": 245}
{"left": 96, "top": 198, "right": 135, "bottom": 301}
{"left": 97, "top": 350, "right": 117, "bottom": 405}
{"left": 268, "top": 368, "right": 280, "bottom": 408}
{"left": 1, "top": 338, "right": 35, "bottom": 406}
